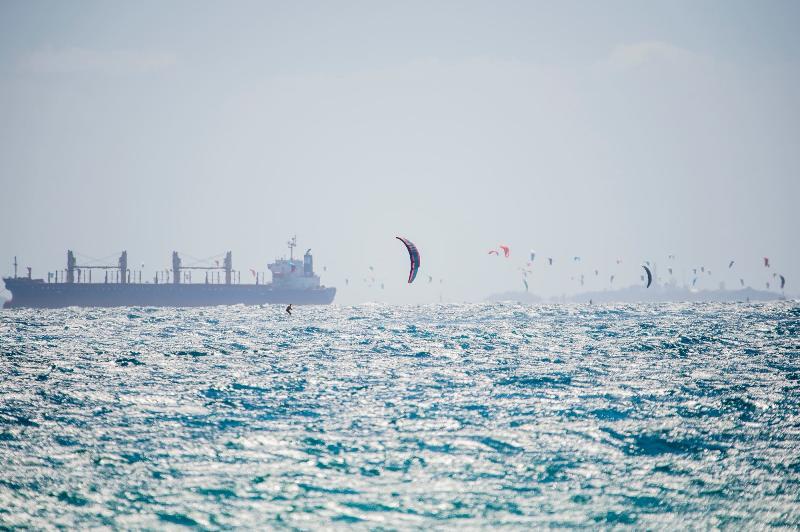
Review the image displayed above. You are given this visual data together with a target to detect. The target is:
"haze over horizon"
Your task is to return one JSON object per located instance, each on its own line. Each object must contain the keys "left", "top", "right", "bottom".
{"left": 1, "top": 1, "right": 798, "bottom": 304}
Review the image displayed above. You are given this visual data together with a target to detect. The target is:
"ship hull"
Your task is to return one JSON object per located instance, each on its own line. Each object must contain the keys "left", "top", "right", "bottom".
{"left": 2, "top": 279, "right": 336, "bottom": 308}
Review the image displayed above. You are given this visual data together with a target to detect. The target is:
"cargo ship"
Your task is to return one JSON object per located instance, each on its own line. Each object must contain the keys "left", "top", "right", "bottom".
{"left": 2, "top": 237, "right": 335, "bottom": 308}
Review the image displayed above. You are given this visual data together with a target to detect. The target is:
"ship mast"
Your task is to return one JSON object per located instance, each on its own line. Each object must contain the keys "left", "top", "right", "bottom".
{"left": 288, "top": 236, "right": 297, "bottom": 261}
{"left": 13, "top": 256, "right": 17, "bottom": 279}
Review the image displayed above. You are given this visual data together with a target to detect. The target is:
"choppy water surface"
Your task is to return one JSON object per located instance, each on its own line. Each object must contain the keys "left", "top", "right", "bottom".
{"left": 1, "top": 302, "right": 799, "bottom": 529}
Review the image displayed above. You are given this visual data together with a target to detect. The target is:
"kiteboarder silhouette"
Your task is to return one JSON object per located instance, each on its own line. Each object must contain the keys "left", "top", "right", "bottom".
{"left": 286, "top": 304, "right": 292, "bottom": 316}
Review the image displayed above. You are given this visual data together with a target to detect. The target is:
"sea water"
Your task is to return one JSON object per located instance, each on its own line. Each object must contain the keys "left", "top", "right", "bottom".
{"left": 0, "top": 302, "right": 798, "bottom": 528}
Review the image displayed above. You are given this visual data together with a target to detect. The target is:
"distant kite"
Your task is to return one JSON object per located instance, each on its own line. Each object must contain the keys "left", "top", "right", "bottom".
{"left": 764, "top": 257, "right": 770, "bottom": 267}
{"left": 701, "top": 266, "right": 705, "bottom": 273}
{"left": 594, "top": 269, "right": 599, "bottom": 276}
{"left": 396, "top": 236, "right": 420, "bottom": 284}
{"left": 668, "top": 267, "right": 673, "bottom": 275}
{"left": 780, "top": 275, "right": 786, "bottom": 290}
{"left": 610, "top": 275, "right": 615, "bottom": 285}
{"left": 548, "top": 258, "right": 553, "bottom": 265}
{"left": 523, "top": 278, "right": 529, "bottom": 292}
{"left": 739, "top": 278, "right": 744, "bottom": 287}
{"left": 499, "top": 245, "right": 510, "bottom": 258}
{"left": 642, "top": 265, "right": 653, "bottom": 288}
{"left": 692, "top": 278, "right": 698, "bottom": 287}
{"left": 530, "top": 251, "right": 536, "bottom": 262}
{"left": 616, "top": 259, "right": 622, "bottom": 265}
{"left": 345, "top": 278, "right": 349, "bottom": 286}
{"left": 728, "top": 260, "right": 735, "bottom": 269}
{"left": 573, "top": 256, "right": 581, "bottom": 262}
{"left": 668, "top": 254, "right": 676, "bottom": 260}
{"left": 488, "top": 250, "right": 499, "bottom": 256}
{"left": 428, "top": 275, "right": 433, "bottom": 283}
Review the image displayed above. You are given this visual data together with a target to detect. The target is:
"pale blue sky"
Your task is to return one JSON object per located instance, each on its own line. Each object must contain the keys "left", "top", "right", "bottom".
{"left": 1, "top": 1, "right": 798, "bottom": 303}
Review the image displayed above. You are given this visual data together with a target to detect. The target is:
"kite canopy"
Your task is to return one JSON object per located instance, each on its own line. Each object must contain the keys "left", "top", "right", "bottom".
{"left": 780, "top": 274, "right": 786, "bottom": 289}
{"left": 642, "top": 265, "right": 653, "bottom": 288}
{"left": 396, "top": 236, "right": 420, "bottom": 284}
{"left": 499, "top": 245, "right": 510, "bottom": 258}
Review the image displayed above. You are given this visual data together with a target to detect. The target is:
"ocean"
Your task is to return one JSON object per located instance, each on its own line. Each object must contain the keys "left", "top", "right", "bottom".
{"left": 1, "top": 302, "right": 798, "bottom": 528}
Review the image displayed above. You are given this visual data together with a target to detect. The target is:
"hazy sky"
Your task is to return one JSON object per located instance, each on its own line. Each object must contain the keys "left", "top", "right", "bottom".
{"left": 1, "top": 1, "right": 798, "bottom": 303}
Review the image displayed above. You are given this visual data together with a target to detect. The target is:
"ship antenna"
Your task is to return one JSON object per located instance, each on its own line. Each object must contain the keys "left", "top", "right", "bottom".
{"left": 288, "top": 235, "right": 297, "bottom": 261}
{"left": 13, "top": 256, "right": 17, "bottom": 278}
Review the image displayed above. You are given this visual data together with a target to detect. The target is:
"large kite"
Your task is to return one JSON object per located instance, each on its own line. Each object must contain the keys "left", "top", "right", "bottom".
{"left": 396, "top": 236, "right": 420, "bottom": 284}
{"left": 642, "top": 265, "right": 653, "bottom": 288}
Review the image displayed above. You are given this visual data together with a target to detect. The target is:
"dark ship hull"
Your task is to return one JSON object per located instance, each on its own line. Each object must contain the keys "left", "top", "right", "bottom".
{"left": 2, "top": 278, "right": 336, "bottom": 309}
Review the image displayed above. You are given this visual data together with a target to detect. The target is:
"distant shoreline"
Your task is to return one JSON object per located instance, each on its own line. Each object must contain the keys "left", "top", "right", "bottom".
{"left": 488, "top": 285, "right": 787, "bottom": 304}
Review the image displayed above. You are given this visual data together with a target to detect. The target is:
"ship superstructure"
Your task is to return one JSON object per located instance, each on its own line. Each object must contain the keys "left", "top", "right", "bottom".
{"left": 2, "top": 238, "right": 335, "bottom": 308}
{"left": 268, "top": 236, "right": 322, "bottom": 291}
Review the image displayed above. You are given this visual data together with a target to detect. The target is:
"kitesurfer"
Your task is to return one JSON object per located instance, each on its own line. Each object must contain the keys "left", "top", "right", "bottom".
{"left": 286, "top": 304, "right": 292, "bottom": 316}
